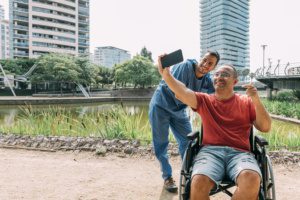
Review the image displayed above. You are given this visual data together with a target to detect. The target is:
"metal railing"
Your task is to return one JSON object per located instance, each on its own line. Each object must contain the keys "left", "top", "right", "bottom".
{"left": 0, "top": 64, "right": 16, "bottom": 96}
{"left": 255, "top": 62, "right": 300, "bottom": 78}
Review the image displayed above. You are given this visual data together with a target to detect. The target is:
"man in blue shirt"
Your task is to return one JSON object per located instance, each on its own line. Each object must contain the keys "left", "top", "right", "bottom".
{"left": 149, "top": 50, "right": 219, "bottom": 193}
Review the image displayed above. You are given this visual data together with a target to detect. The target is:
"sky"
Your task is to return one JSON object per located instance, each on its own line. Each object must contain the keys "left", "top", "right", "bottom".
{"left": 1, "top": 0, "right": 300, "bottom": 72}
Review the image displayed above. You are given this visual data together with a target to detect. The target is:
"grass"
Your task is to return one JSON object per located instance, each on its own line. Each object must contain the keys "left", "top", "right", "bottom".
{"left": 0, "top": 105, "right": 153, "bottom": 143}
{"left": 1, "top": 102, "right": 299, "bottom": 150}
{"left": 257, "top": 119, "right": 300, "bottom": 151}
{"left": 261, "top": 99, "right": 300, "bottom": 119}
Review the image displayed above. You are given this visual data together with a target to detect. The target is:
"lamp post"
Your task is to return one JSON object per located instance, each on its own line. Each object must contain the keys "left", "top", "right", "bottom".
{"left": 261, "top": 45, "right": 267, "bottom": 75}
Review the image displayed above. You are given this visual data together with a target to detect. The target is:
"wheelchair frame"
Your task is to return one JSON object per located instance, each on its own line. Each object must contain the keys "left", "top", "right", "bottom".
{"left": 179, "top": 127, "right": 276, "bottom": 200}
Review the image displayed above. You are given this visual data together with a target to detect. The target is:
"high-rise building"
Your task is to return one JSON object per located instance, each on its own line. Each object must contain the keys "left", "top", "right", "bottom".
{"left": 93, "top": 46, "right": 131, "bottom": 68}
{"left": 200, "top": 0, "right": 249, "bottom": 71}
{"left": 9, "top": 0, "right": 89, "bottom": 59}
{"left": 0, "top": 4, "right": 5, "bottom": 20}
{"left": 0, "top": 4, "right": 10, "bottom": 59}
{"left": 0, "top": 19, "right": 10, "bottom": 59}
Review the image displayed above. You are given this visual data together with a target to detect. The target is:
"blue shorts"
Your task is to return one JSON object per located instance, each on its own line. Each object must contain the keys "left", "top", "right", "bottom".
{"left": 191, "top": 146, "right": 262, "bottom": 187}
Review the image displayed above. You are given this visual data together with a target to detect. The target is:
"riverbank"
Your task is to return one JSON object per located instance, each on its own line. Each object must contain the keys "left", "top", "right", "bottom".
{"left": 270, "top": 114, "right": 300, "bottom": 125}
{"left": 0, "top": 96, "right": 151, "bottom": 105}
{"left": 0, "top": 133, "right": 299, "bottom": 165}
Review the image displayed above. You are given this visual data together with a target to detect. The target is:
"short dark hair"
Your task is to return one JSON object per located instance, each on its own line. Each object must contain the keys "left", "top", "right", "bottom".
{"left": 207, "top": 50, "right": 220, "bottom": 66}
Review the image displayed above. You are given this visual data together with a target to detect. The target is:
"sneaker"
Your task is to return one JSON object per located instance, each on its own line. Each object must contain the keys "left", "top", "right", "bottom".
{"left": 164, "top": 177, "right": 178, "bottom": 193}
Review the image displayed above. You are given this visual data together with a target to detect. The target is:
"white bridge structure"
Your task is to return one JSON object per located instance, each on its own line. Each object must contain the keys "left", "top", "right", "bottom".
{"left": 0, "top": 63, "right": 90, "bottom": 98}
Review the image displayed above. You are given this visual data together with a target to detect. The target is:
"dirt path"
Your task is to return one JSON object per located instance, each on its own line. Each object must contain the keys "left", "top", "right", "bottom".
{"left": 0, "top": 148, "right": 299, "bottom": 200}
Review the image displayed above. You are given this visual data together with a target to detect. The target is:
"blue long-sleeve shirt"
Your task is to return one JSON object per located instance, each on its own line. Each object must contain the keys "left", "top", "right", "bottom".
{"left": 152, "top": 59, "right": 214, "bottom": 112}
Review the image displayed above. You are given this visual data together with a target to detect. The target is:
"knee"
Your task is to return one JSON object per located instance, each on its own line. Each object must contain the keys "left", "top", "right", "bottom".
{"left": 237, "top": 170, "right": 261, "bottom": 188}
{"left": 191, "top": 174, "right": 214, "bottom": 193}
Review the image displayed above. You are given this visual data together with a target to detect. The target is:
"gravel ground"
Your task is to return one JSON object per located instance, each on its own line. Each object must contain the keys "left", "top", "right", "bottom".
{"left": 0, "top": 148, "right": 299, "bottom": 200}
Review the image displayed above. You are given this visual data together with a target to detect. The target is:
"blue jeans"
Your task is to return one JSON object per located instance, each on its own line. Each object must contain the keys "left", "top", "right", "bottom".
{"left": 192, "top": 146, "right": 262, "bottom": 187}
{"left": 149, "top": 101, "right": 192, "bottom": 180}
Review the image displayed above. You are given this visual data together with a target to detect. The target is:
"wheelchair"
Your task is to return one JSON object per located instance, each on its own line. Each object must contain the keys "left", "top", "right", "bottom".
{"left": 179, "top": 127, "right": 276, "bottom": 200}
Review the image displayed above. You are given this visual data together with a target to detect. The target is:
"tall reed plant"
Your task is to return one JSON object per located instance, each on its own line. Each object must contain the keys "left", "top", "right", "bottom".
{"left": 0, "top": 105, "right": 152, "bottom": 142}
{"left": 256, "top": 118, "right": 300, "bottom": 151}
{"left": 261, "top": 99, "right": 300, "bottom": 119}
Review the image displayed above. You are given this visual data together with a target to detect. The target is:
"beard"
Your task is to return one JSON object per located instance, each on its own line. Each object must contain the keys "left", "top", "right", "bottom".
{"left": 214, "top": 80, "right": 226, "bottom": 88}
{"left": 197, "top": 66, "right": 209, "bottom": 74}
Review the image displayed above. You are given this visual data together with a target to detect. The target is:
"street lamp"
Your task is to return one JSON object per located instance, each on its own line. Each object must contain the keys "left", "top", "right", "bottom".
{"left": 261, "top": 45, "right": 267, "bottom": 75}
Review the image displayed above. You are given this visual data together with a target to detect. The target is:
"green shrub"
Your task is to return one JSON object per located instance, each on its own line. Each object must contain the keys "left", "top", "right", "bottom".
{"left": 293, "top": 90, "right": 300, "bottom": 101}
{"left": 261, "top": 99, "right": 300, "bottom": 119}
{"left": 273, "top": 90, "right": 297, "bottom": 101}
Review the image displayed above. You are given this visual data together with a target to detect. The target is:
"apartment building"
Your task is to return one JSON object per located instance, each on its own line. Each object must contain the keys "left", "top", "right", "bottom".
{"left": 0, "top": 4, "right": 5, "bottom": 20}
{"left": 0, "top": 19, "right": 10, "bottom": 59}
{"left": 200, "top": 0, "right": 249, "bottom": 70}
{"left": 9, "top": 0, "right": 89, "bottom": 58}
{"left": 94, "top": 46, "right": 131, "bottom": 68}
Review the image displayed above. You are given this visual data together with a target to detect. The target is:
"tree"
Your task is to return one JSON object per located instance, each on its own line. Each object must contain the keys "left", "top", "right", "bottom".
{"left": 30, "top": 53, "right": 80, "bottom": 83}
{"left": 75, "top": 57, "right": 99, "bottom": 87}
{"left": 0, "top": 58, "right": 36, "bottom": 75}
{"left": 97, "top": 66, "right": 114, "bottom": 88}
{"left": 140, "top": 46, "right": 153, "bottom": 62}
{"left": 114, "top": 61, "right": 130, "bottom": 87}
{"left": 114, "top": 55, "right": 159, "bottom": 88}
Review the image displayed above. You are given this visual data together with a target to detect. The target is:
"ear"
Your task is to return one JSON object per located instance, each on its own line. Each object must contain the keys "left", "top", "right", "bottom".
{"left": 233, "top": 79, "right": 238, "bottom": 85}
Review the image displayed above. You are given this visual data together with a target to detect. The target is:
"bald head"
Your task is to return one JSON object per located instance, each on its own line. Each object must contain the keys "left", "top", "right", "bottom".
{"left": 219, "top": 65, "right": 238, "bottom": 79}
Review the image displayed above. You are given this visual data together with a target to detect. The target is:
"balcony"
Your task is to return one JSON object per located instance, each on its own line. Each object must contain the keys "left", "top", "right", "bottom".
{"left": 78, "top": 19, "right": 89, "bottom": 24}
{"left": 78, "top": 42, "right": 89, "bottom": 47}
{"left": 14, "top": 0, "right": 28, "bottom": 4}
{"left": 78, "top": 35, "right": 89, "bottom": 39}
{"left": 13, "top": 25, "right": 29, "bottom": 30}
{"left": 14, "top": 42, "right": 29, "bottom": 47}
{"left": 13, "top": 34, "right": 29, "bottom": 39}
{"left": 14, "top": 51, "right": 29, "bottom": 56}
{"left": 14, "top": 7, "right": 29, "bottom": 13}
{"left": 78, "top": 7, "right": 89, "bottom": 16}
{"left": 79, "top": 27, "right": 89, "bottom": 32}
{"left": 14, "top": 15, "right": 29, "bottom": 22}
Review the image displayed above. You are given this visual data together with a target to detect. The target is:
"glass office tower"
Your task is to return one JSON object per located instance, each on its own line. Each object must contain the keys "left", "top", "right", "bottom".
{"left": 200, "top": 0, "right": 249, "bottom": 71}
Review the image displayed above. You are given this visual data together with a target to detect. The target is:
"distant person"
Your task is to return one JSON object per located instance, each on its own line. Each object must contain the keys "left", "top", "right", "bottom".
{"left": 157, "top": 59, "right": 272, "bottom": 199}
{"left": 149, "top": 50, "right": 220, "bottom": 193}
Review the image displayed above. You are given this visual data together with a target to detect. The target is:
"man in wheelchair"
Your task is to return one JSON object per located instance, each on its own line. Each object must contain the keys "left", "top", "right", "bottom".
{"left": 157, "top": 57, "right": 272, "bottom": 200}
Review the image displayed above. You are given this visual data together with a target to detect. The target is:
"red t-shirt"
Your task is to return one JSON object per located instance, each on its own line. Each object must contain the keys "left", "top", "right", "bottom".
{"left": 193, "top": 92, "right": 256, "bottom": 152}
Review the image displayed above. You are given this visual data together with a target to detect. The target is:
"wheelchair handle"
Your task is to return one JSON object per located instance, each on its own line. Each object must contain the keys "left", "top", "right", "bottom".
{"left": 187, "top": 131, "right": 200, "bottom": 140}
{"left": 255, "top": 135, "right": 269, "bottom": 146}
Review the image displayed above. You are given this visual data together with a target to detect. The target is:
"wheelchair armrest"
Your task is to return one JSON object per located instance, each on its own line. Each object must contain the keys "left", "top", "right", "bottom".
{"left": 254, "top": 135, "right": 268, "bottom": 146}
{"left": 187, "top": 131, "right": 200, "bottom": 140}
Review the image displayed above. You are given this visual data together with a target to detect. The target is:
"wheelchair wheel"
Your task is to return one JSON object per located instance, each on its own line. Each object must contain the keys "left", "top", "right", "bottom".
{"left": 179, "top": 172, "right": 191, "bottom": 200}
{"left": 179, "top": 171, "right": 186, "bottom": 200}
{"left": 179, "top": 153, "right": 191, "bottom": 200}
{"left": 260, "top": 155, "right": 276, "bottom": 200}
{"left": 265, "top": 155, "right": 276, "bottom": 200}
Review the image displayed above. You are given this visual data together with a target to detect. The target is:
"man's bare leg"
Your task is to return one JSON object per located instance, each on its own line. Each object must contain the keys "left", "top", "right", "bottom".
{"left": 232, "top": 170, "right": 261, "bottom": 200}
{"left": 190, "top": 174, "right": 215, "bottom": 200}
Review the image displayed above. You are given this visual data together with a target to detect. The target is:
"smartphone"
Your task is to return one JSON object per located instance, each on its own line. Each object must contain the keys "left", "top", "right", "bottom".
{"left": 161, "top": 49, "right": 184, "bottom": 68}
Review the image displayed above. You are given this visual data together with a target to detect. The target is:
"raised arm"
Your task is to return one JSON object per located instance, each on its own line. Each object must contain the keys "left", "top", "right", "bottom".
{"left": 158, "top": 55, "right": 198, "bottom": 109}
{"left": 243, "top": 84, "right": 272, "bottom": 132}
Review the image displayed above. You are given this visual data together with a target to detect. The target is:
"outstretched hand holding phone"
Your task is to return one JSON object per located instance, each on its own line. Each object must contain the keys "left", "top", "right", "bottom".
{"left": 160, "top": 49, "right": 184, "bottom": 68}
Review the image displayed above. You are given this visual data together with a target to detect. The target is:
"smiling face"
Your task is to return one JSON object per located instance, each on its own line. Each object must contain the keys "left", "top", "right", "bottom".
{"left": 213, "top": 65, "right": 238, "bottom": 90}
{"left": 195, "top": 53, "right": 218, "bottom": 78}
